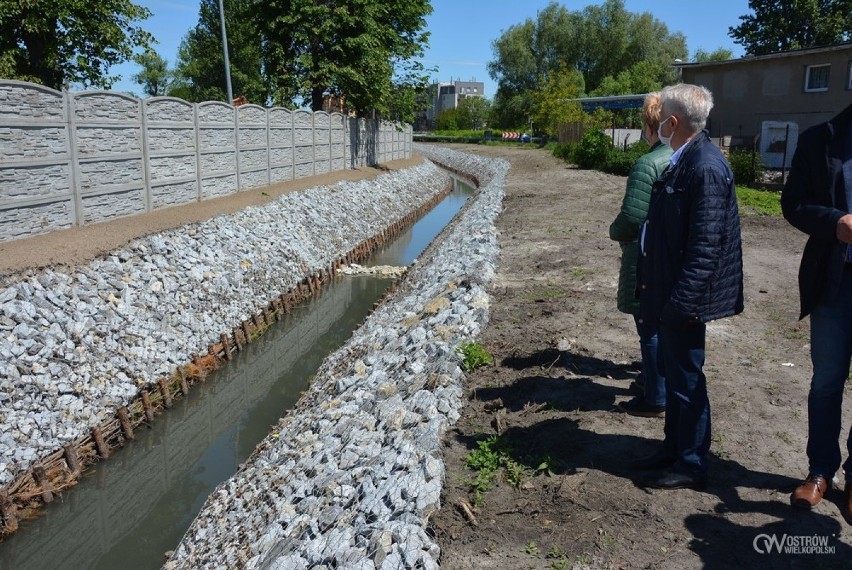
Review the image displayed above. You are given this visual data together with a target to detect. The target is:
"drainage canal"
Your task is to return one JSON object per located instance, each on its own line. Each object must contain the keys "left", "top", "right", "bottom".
{"left": 0, "top": 175, "right": 475, "bottom": 570}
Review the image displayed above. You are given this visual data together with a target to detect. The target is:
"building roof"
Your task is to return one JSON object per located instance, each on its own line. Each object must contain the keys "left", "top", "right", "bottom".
{"left": 675, "top": 41, "right": 852, "bottom": 70}
{"left": 568, "top": 94, "right": 648, "bottom": 111}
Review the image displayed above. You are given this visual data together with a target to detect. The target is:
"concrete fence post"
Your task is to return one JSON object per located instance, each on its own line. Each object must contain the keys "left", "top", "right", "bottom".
{"left": 63, "top": 90, "right": 81, "bottom": 227}
{"left": 140, "top": 99, "right": 152, "bottom": 213}
{"left": 234, "top": 104, "right": 241, "bottom": 191}
{"left": 193, "top": 103, "right": 202, "bottom": 202}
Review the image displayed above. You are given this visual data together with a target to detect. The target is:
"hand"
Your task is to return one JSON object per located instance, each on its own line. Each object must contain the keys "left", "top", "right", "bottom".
{"left": 837, "top": 214, "right": 852, "bottom": 243}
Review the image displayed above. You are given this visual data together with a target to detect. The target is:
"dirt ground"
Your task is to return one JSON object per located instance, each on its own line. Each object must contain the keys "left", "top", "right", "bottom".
{"left": 430, "top": 145, "right": 852, "bottom": 570}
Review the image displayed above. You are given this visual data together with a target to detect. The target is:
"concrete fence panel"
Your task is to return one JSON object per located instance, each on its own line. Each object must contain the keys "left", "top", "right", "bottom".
{"left": 197, "top": 101, "right": 238, "bottom": 199}
{"left": 293, "top": 110, "right": 314, "bottom": 180}
{"left": 72, "top": 91, "right": 146, "bottom": 224}
{"left": 145, "top": 97, "right": 198, "bottom": 209}
{"left": 0, "top": 81, "right": 74, "bottom": 241}
{"left": 237, "top": 104, "right": 269, "bottom": 191}
{"left": 269, "top": 108, "right": 294, "bottom": 183}
{"left": 0, "top": 81, "right": 412, "bottom": 243}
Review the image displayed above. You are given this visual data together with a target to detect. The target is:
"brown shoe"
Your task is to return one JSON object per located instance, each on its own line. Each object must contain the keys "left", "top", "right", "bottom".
{"left": 791, "top": 473, "right": 831, "bottom": 509}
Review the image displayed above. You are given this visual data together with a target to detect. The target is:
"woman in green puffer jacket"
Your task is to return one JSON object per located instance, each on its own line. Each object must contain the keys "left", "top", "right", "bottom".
{"left": 609, "top": 92, "right": 672, "bottom": 417}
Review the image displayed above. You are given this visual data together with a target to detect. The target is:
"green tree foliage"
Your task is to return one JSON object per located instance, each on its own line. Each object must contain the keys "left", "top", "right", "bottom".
{"left": 0, "top": 0, "right": 152, "bottom": 89}
{"left": 488, "top": 0, "right": 686, "bottom": 128}
{"left": 259, "top": 0, "right": 432, "bottom": 117}
{"left": 693, "top": 48, "right": 735, "bottom": 62}
{"left": 533, "top": 67, "right": 584, "bottom": 136}
{"left": 455, "top": 97, "right": 492, "bottom": 130}
{"left": 173, "top": 0, "right": 268, "bottom": 104}
{"left": 132, "top": 50, "right": 171, "bottom": 97}
{"left": 435, "top": 108, "right": 459, "bottom": 131}
{"left": 729, "top": 0, "right": 852, "bottom": 55}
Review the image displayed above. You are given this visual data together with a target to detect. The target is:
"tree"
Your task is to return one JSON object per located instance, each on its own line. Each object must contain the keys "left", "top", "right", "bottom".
{"left": 173, "top": 0, "right": 268, "bottom": 104}
{"left": 435, "top": 108, "right": 459, "bottom": 131}
{"left": 693, "top": 48, "right": 734, "bottom": 63}
{"left": 132, "top": 50, "right": 171, "bottom": 97}
{"left": 729, "top": 0, "right": 852, "bottom": 55}
{"left": 259, "top": 0, "right": 432, "bottom": 115}
{"left": 0, "top": 0, "right": 153, "bottom": 89}
{"left": 533, "top": 67, "right": 585, "bottom": 136}
{"left": 488, "top": 0, "right": 686, "bottom": 127}
{"left": 455, "top": 97, "right": 492, "bottom": 130}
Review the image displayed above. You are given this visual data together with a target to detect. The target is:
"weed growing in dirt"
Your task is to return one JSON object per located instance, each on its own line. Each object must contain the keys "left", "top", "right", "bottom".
{"left": 522, "top": 288, "right": 566, "bottom": 301}
{"left": 464, "top": 435, "right": 531, "bottom": 505}
{"left": 523, "top": 541, "right": 540, "bottom": 556}
{"left": 776, "top": 431, "right": 793, "bottom": 445}
{"left": 457, "top": 342, "right": 494, "bottom": 372}
{"left": 570, "top": 267, "right": 588, "bottom": 278}
{"left": 713, "top": 432, "right": 729, "bottom": 459}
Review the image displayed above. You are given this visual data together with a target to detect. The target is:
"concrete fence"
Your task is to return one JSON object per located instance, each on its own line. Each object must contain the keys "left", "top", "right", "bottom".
{"left": 0, "top": 80, "right": 412, "bottom": 243}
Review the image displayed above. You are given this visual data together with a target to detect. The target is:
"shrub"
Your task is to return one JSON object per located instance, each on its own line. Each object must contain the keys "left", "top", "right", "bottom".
{"left": 552, "top": 142, "right": 577, "bottom": 163}
{"left": 728, "top": 148, "right": 765, "bottom": 186}
{"left": 574, "top": 128, "right": 611, "bottom": 170}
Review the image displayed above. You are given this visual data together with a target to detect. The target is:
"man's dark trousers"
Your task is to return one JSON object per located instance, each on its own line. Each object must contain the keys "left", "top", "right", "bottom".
{"left": 659, "top": 322, "right": 710, "bottom": 477}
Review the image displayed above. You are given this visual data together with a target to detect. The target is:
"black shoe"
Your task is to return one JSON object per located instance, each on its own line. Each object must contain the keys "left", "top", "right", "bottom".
{"left": 645, "top": 470, "right": 707, "bottom": 490}
{"left": 631, "top": 450, "right": 677, "bottom": 471}
{"left": 616, "top": 397, "right": 664, "bottom": 418}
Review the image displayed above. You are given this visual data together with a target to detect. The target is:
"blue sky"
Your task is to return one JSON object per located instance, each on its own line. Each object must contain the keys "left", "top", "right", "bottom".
{"left": 111, "top": 0, "right": 751, "bottom": 98}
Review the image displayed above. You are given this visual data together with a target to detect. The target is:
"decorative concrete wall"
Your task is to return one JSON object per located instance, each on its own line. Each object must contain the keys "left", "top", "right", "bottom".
{"left": 0, "top": 80, "right": 413, "bottom": 242}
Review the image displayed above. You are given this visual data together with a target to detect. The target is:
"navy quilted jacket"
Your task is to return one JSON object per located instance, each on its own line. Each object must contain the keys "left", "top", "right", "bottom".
{"left": 637, "top": 131, "right": 744, "bottom": 325}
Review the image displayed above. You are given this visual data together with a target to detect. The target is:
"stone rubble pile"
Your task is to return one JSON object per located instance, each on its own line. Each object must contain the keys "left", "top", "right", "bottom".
{"left": 339, "top": 264, "right": 408, "bottom": 277}
{"left": 0, "top": 161, "right": 450, "bottom": 488}
{"left": 167, "top": 145, "right": 508, "bottom": 570}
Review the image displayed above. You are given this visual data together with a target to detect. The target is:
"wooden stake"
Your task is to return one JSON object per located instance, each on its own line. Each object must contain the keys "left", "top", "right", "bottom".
{"left": 232, "top": 327, "right": 243, "bottom": 351}
{"left": 179, "top": 368, "right": 190, "bottom": 396}
{"left": 242, "top": 321, "right": 252, "bottom": 344}
{"left": 157, "top": 378, "right": 172, "bottom": 408}
{"left": 118, "top": 407, "right": 134, "bottom": 440}
{"left": 220, "top": 333, "right": 233, "bottom": 360}
{"left": 63, "top": 443, "right": 81, "bottom": 475}
{"left": 92, "top": 427, "right": 110, "bottom": 459}
{"left": 0, "top": 490, "right": 18, "bottom": 533}
{"left": 32, "top": 465, "right": 53, "bottom": 503}
{"left": 141, "top": 390, "right": 154, "bottom": 422}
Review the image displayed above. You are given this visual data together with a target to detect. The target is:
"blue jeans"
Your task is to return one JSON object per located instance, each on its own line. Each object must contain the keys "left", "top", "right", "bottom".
{"left": 808, "top": 267, "right": 852, "bottom": 479}
{"left": 634, "top": 315, "right": 665, "bottom": 407}
{"left": 659, "top": 322, "right": 710, "bottom": 476}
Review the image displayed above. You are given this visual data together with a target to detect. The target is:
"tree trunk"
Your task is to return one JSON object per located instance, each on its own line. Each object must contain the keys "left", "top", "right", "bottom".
{"left": 311, "top": 85, "right": 325, "bottom": 112}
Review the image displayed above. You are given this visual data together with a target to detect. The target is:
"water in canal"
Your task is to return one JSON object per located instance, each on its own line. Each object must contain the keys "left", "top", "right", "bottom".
{"left": 0, "top": 175, "right": 475, "bottom": 570}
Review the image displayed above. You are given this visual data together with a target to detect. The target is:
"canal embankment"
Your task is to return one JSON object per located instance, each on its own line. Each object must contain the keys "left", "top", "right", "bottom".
{"left": 0, "top": 158, "right": 454, "bottom": 535}
{"left": 166, "top": 146, "right": 508, "bottom": 569}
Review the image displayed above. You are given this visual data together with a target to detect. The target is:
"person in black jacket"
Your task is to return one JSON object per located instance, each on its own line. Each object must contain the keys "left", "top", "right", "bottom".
{"left": 633, "top": 83, "right": 744, "bottom": 490}
{"left": 782, "top": 102, "right": 852, "bottom": 515}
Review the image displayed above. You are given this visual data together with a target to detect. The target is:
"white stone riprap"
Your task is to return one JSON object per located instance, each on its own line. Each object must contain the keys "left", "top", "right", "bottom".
{"left": 167, "top": 146, "right": 507, "bottom": 570}
{"left": 0, "top": 160, "right": 450, "bottom": 488}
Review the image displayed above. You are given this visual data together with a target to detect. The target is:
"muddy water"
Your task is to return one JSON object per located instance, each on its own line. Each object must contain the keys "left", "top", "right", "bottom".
{"left": 0, "top": 176, "right": 475, "bottom": 570}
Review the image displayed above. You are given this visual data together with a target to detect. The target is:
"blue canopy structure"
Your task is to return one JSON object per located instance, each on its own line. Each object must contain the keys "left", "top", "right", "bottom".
{"left": 569, "top": 94, "right": 648, "bottom": 111}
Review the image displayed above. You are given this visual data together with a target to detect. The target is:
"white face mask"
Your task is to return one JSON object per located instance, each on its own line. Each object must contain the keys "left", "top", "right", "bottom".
{"left": 658, "top": 116, "right": 674, "bottom": 146}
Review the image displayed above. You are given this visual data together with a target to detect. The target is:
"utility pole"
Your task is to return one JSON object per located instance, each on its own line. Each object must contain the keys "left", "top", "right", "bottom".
{"left": 218, "top": 0, "right": 234, "bottom": 104}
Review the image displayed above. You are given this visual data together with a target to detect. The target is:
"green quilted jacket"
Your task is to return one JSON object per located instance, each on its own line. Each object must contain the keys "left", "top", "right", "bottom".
{"left": 609, "top": 142, "right": 672, "bottom": 314}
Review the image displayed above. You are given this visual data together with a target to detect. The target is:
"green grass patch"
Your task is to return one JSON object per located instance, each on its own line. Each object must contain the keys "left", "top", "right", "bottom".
{"left": 736, "top": 185, "right": 781, "bottom": 216}
{"left": 522, "top": 287, "right": 567, "bottom": 301}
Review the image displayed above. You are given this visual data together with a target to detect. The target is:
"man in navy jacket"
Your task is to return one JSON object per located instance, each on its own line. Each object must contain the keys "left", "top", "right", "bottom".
{"left": 782, "top": 102, "right": 852, "bottom": 515}
{"left": 634, "top": 83, "right": 744, "bottom": 489}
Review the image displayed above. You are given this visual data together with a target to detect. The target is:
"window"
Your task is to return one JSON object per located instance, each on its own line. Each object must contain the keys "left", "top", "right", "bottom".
{"left": 804, "top": 64, "right": 830, "bottom": 92}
